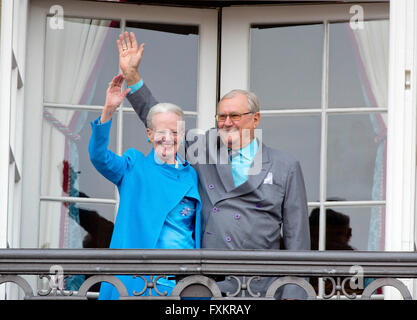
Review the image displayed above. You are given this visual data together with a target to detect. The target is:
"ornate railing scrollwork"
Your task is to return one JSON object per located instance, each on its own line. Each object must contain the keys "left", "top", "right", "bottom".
{"left": 1, "top": 249, "right": 417, "bottom": 300}
{"left": 361, "top": 278, "right": 413, "bottom": 300}
{"left": 224, "top": 276, "right": 262, "bottom": 298}
{"left": 76, "top": 275, "right": 129, "bottom": 299}
{"left": 130, "top": 275, "right": 170, "bottom": 297}
{"left": 322, "top": 276, "right": 359, "bottom": 300}
{"left": 37, "top": 274, "right": 74, "bottom": 297}
{"left": 170, "top": 275, "right": 222, "bottom": 298}
{"left": 0, "top": 275, "right": 34, "bottom": 299}
{"left": 265, "top": 276, "right": 317, "bottom": 300}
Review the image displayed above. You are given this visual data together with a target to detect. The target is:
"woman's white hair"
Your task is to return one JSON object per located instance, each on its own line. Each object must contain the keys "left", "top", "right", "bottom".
{"left": 146, "top": 102, "right": 185, "bottom": 130}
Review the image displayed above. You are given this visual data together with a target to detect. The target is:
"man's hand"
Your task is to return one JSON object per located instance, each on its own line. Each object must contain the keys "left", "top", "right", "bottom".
{"left": 117, "top": 31, "right": 145, "bottom": 86}
{"left": 100, "top": 74, "right": 131, "bottom": 124}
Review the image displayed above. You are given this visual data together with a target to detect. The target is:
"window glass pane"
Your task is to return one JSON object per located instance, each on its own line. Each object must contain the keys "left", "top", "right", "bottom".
{"left": 123, "top": 112, "right": 152, "bottom": 156}
{"left": 309, "top": 205, "right": 384, "bottom": 294}
{"left": 250, "top": 24, "right": 323, "bottom": 109}
{"left": 328, "top": 20, "right": 389, "bottom": 108}
{"left": 41, "top": 109, "right": 118, "bottom": 199}
{"left": 39, "top": 201, "right": 115, "bottom": 249}
{"left": 122, "top": 112, "right": 196, "bottom": 160}
{"left": 125, "top": 21, "right": 199, "bottom": 112}
{"left": 309, "top": 206, "right": 385, "bottom": 251}
{"left": 327, "top": 114, "right": 386, "bottom": 201}
{"left": 258, "top": 115, "right": 321, "bottom": 202}
{"left": 184, "top": 115, "right": 197, "bottom": 132}
{"left": 44, "top": 17, "right": 120, "bottom": 105}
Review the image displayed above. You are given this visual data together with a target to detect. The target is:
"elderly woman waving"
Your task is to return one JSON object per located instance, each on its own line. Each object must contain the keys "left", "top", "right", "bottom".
{"left": 89, "top": 74, "right": 201, "bottom": 300}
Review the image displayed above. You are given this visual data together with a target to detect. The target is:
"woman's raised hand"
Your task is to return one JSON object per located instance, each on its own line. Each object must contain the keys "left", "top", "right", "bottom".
{"left": 117, "top": 31, "right": 145, "bottom": 86}
{"left": 100, "top": 74, "right": 131, "bottom": 124}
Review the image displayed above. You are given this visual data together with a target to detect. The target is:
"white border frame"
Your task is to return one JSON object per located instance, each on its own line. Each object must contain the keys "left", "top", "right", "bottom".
{"left": 16, "top": 0, "right": 417, "bottom": 300}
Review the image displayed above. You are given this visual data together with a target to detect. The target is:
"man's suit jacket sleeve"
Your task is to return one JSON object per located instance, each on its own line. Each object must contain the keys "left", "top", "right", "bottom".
{"left": 281, "top": 160, "right": 311, "bottom": 300}
{"left": 127, "top": 83, "right": 159, "bottom": 125}
{"left": 283, "top": 161, "right": 310, "bottom": 250}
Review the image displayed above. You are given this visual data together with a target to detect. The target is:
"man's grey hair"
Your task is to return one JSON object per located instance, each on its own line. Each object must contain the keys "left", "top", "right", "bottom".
{"left": 218, "top": 89, "right": 260, "bottom": 113}
{"left": 146, "top": 102, "right": 185, "bottom": 130}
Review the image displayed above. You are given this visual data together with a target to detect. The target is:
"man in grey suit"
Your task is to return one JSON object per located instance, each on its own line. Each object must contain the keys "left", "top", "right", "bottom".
{"left": 117, "top": 32, "right": 310, "bottom": 299}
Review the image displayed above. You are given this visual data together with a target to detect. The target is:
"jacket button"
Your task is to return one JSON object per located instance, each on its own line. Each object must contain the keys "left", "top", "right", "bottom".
{"left": 234, "top": 213, "right": 241, "bottom": 220}
{"left": 208, "top": 184, "right": 214, "bottom": 189}
{"left": 213, "top": 207, "right": 219, "bottom": 213}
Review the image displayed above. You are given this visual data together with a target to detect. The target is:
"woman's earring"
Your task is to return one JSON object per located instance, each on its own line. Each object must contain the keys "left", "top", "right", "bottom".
{"left": 148, "top": 137, "right": 151, "bottom": 143}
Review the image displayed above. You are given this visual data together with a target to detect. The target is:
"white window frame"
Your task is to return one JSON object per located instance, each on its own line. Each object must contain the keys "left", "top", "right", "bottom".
{"left": 0, "top": 0, "right": 13, "bottom": 252}
{"left": 23, "top": 0, "right": 218, "bottom": 249}
{"left": 221, "top": 3, "right": 389, "bottom": 244}
{"left": 385, "top": 0, "right": 417, "bottom": 300}
{"left": 220, "top": 2, "right": 417, "bottom": 299}
{"left": 0, "top": 0, "right": 13, "bottom": 301}
{"left": 0, "top": 0, "right": 29, "bottom": 299}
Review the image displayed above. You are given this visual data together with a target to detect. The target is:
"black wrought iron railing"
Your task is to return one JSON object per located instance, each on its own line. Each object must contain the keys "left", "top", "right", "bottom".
{"left": 0, "top": 249, "right": 416, "bottom": 300}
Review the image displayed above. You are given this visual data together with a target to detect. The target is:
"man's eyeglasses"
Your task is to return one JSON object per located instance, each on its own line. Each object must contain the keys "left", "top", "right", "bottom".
{"left": 215, "top": 112, "right": 253, "bottom": 123}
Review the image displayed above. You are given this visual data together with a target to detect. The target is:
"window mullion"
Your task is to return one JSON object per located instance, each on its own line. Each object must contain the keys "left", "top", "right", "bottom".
{"left": 40, "top": 196, "right": 117, "bottom": 205}
{"left": 258, "top": 107, "right": 388, "bottom": 116}
{"left": 112, "top": 19, "right": 126, "bottom": 221}
{"left": 43, "top": 102, "right": 105, "bottom": 111}
{"left": 117, "top": 19, "right": 126, "bottom": 158}
{"left": 319, "top": 20, "right": 329, "bottom": 252}
{"left": 318, "top": 20, "right": 330, "bottom": 299}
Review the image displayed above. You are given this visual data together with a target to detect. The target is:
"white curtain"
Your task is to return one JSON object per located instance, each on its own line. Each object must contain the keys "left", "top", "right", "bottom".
{"left": 348, "top": 20, "right": 389, "bottom": 251}
{"left": 40, "top": 18, "right": 111, "bottom": 250}
{"left": 352, "top": 20, "right": 390, "bottom": 120}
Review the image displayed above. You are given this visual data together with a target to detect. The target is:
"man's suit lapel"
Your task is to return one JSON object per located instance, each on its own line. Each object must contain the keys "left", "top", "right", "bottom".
{"left": 215, "top": 143, "right": 272, "bottom": 203}
{"left": 215, "top": 163, "right": 235, "bottom": 193}
{"left": 210, "top": 131, "right": 235, "bottom": 193}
